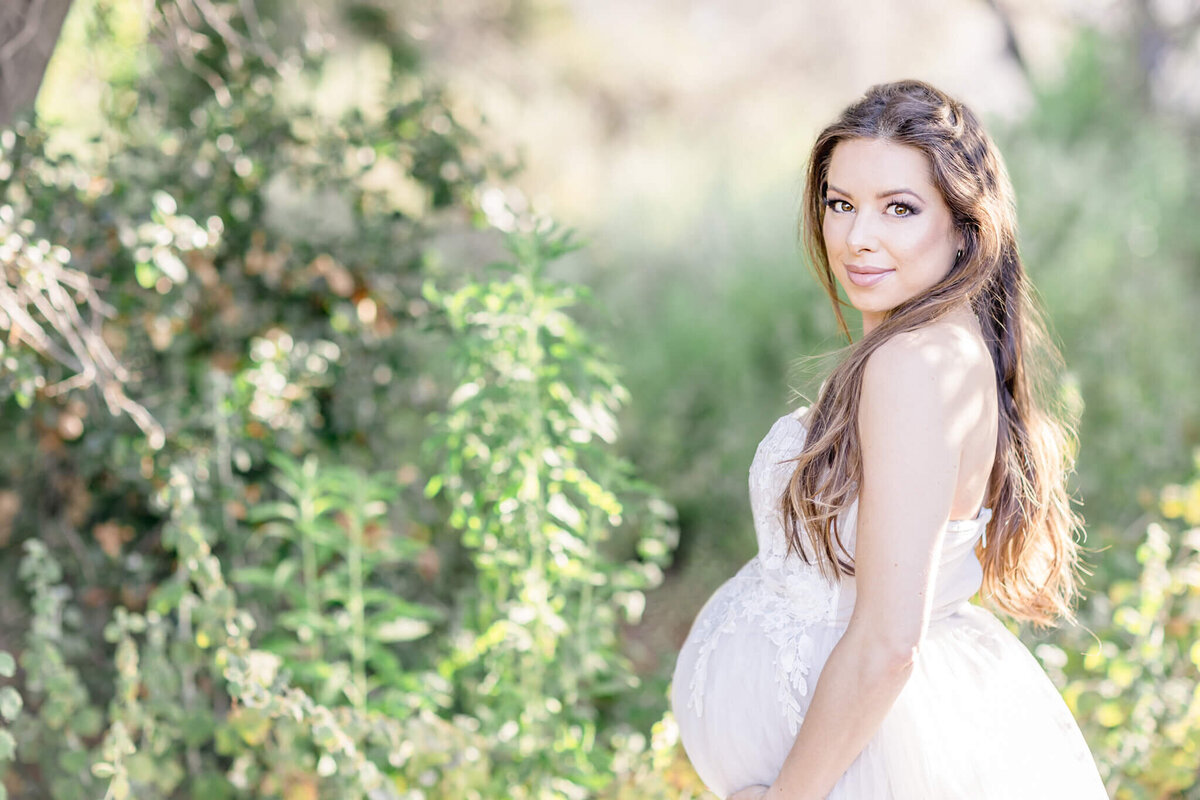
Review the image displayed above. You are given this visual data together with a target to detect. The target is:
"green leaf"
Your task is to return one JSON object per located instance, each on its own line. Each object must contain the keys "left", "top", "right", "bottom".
{"left": 359, "top": 590, "right": 439, "bottom": 618}
{"left": 373, "top": 617, "right": 432, "bottom": 642}
{"left": 110, "top": 774, "right": 131, "bottom": 800}
{"left": 0, "top": 686, "right": 22, "bottom": 722}
{"left": 273, "top": 559, "right": 299, "bottom": 587}
{"left": 134, "top": 261, "right": 158, "bottom": 289}
{"left": 245, "top": 502, "right": 298, "bottom": 524}
{"left": 230, "top": 566, "right": 276, "bottom": 587}
{"left": 0, "top": 729, "right": 15, "bottom": 761}
{"left": 0, "top": 651, "right": 14, "bottom": 678}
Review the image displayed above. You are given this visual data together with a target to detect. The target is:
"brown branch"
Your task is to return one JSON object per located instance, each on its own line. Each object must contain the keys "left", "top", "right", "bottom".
{"left": 188, "top": 0, "right": 249, "bottom": 69}
{"left": 982, "top": 0, "right": 1032, "bottom": 86}
{"left": 43, "top": 265, "right": 129, "bottom": 379}
{"left": 0, "top": 0, "right": 49, "bottom": 65}
{"left": 1, "top": 258, "right": 165, "bottom": 448}
{"left": 170, "top": 0, "right": 202, "bottom": 30}
{"left": 0, "top": 0, "right": 74, "bottom": 125}
{"left": 238, "top": 0, "right": 278, "bottom": 68}
{"left": 0, "top": 283, "right": 77, "bottom": 364}
{"left": 154, "top": 1, "right": 233, "bottom": 107}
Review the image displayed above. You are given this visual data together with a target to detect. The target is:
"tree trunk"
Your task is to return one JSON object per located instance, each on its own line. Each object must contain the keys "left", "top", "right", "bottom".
{"left": 0, "top": 0, "right": 74, "bottom": 127}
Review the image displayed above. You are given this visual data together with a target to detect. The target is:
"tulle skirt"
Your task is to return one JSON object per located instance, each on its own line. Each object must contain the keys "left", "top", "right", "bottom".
{"left": 671, "top": 595, "right": 1108, "bottom": 799}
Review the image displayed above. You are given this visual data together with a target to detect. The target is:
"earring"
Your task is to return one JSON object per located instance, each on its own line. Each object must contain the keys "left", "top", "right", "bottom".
{"left": 956, "top": 249, "right": 963, "bottom": 260}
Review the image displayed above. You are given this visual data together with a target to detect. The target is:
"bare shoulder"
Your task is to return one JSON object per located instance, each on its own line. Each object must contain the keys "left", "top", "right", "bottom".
{"left": 861, "top": 314, "right": 993, "bottom": 428}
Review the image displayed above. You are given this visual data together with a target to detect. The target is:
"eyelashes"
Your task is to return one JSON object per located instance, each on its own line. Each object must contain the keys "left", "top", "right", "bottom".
{"left": 823, "top": 197, "right": 922, "bottom": 217}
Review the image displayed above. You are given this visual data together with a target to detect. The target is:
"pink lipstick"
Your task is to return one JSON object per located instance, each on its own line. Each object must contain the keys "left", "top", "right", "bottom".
{"left": 845, "top": 265, "right": 894, "bottom": 287}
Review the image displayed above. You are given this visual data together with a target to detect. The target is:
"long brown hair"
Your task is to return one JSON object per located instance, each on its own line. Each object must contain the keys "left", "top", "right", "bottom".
{"left": 782, "top": 80, "right": 1083, "bottom": 624}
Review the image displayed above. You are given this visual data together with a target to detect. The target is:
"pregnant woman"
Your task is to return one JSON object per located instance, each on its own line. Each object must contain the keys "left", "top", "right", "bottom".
{"left": 670, "top": 80, "right": 1108, "bottom": 799}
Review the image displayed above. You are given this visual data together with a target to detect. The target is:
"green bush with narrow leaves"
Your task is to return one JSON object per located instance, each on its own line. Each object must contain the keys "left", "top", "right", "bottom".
{"left": 0, "top": 1, "right": 682, "bottom": 798}
{"left": 423, "top": 225, "right": 677, "bottom": 797}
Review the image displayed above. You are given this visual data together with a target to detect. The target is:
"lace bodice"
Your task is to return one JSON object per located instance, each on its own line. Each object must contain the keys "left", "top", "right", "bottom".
{"left": 749, "top": 406, "right": 826, "bottom": 572}
{"left": 686, "top": 406, "right": 993, "bottom": 735}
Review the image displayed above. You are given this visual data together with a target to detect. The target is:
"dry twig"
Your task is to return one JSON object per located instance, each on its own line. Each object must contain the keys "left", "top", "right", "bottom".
{"left": 1, "top": 255, "right": 165, "bottom": 448}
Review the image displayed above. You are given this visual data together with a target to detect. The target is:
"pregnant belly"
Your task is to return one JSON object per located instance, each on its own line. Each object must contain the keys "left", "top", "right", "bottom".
{"left": 670, "top": 571, "right": 842, "bottom": 797}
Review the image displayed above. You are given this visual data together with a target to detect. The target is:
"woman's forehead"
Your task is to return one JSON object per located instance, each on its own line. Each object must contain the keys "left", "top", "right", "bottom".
{"left": 825, "top": 138, "right": 936, "bottom": 196}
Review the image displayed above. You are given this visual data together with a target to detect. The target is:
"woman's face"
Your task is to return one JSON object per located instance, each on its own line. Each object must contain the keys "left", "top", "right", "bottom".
{"left": 821, "top": 137, "right": 963, "bottom": 335}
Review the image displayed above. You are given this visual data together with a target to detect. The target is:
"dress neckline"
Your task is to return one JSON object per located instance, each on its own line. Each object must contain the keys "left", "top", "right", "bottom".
{"left": 946, "top": 505, "right": 993, "bottom": 530}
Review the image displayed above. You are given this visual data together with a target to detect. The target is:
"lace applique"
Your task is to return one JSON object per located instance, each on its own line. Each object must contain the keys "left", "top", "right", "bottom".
{"left": 687, "top": 408, "right": 839, "bottom": 736}
{"left": 750, "top": 410, "right": 810, "bottom": 569}
{"left": 686, "top": 561, "right": 836, "bottom": 735}
{"left": 685, "top": 590, "right": 738, "bottom": 721}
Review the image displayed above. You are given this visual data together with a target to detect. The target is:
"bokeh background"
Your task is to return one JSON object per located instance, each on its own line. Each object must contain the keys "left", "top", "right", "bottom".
{"left": 1, "top": 0, "right": 1199, "bottom": 797}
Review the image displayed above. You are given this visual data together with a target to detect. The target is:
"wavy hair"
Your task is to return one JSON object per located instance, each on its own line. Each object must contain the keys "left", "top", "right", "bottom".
{"left": 781, "top": 80, "right": 1084, "bottom": 624}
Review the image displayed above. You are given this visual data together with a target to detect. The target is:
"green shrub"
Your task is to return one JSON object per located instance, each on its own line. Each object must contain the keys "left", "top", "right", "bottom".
{"left": 1038, "top": 450, "right": 1200, "bottom": 798}
{"left": 1, "top": 1, "right": 686, "bottom": 797}
{"left": 423, "top": 224, "right": 677, "bottom": 797}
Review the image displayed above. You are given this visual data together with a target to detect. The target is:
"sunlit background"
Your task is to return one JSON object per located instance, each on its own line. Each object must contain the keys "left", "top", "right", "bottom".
{"left": 2, "top": 0, "right": 1199, "bottom": 797}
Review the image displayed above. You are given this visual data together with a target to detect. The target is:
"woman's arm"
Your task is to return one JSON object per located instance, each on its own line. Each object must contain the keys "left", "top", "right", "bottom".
{"left": 763, "top": 332, "right": 971, "bottom": 800}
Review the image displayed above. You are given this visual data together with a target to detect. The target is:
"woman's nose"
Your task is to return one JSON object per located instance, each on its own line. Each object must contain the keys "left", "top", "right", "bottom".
{"left": 845, "top": 211, "right": 879, "bottom": 253}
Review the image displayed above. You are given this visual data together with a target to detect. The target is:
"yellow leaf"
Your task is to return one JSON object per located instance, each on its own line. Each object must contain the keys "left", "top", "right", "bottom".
{"left": 1095, "top": 702, "right": 1126, "bottom": 728}
{"left": 1189, "top": 640, "right": 1200, "bottom": 669}
{"left": 283, "top": 774, "right": 318, "bottom": 800}
{"left": 230, "top": 708, "right": 272, "bottom": 746}
{"left": 1061, "top": 684, "right": 1083, "bottom": 715}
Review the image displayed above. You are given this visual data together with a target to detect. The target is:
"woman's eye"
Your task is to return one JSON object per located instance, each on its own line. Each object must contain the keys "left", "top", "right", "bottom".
{"left": 826, "top": 198, "right": 852, "bottom": 213}
{"left": 888, "top": 202, "right": 916, "bottom": 217}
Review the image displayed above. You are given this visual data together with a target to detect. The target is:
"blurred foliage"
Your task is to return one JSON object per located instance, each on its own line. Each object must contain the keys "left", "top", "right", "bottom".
{"left": 1044, "top": 451, "right": 1200, "bottom": 798}
{"left": 0, "top": 0, "right": 685, "bottom": 798}
{"left": 605, "top": 203, "right": 843, "bottom": 572}
{"left": 5, "top": 0, "right": 1200, "bottom": 796}
{"left": 423, "top": 224, "right": 678, "bottom": 796}
{"left": 234, "top": 452, "right": 438, "bottom": 717}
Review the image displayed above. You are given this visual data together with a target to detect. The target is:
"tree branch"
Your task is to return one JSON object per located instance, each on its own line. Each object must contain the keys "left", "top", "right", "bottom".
{"left": 982, "top": 0, "right": 1032, "bottom": 87}
{"left": 1, "top": 258, "right": 165, "bottom": 448}
{"left": 0, "top": 0, "right": 48, "bottom": 65}
{"left": 0, "top": 0, "right": 74, "bottom": 126}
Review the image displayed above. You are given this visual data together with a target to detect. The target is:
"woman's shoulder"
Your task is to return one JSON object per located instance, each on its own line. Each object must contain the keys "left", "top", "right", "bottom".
{"left": 863, "top": 313, "right": 992, "bottom": 410}
{"left": 872, "top": 308, "right": 989, "bottom": 367}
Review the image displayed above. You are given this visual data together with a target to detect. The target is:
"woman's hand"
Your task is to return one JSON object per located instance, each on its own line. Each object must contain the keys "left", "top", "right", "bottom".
{"left": 726, "top": 786, "right": 769, "bottom": 800}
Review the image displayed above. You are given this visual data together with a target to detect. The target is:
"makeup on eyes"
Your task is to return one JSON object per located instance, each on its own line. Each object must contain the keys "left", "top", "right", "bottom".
{"left": 822, "top": 196, "right": 923, "bottom": 217}
{"left": 887, "top": 200, "right": 921, "bottom": 217}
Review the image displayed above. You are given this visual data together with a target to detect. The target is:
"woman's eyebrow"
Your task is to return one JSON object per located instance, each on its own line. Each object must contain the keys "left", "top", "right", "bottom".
{"left": 826, "top": 183, "right": 926, "bottom": 203}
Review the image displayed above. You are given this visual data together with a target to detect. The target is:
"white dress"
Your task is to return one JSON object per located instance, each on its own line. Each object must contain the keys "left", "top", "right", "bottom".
{"left": 671, "top": 407, "right": 1108, "bottom": 799}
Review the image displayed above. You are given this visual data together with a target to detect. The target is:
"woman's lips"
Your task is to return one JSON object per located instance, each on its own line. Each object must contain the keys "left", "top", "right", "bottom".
{"left": 845, "top": 265, "right": 894, "bottom": 287}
